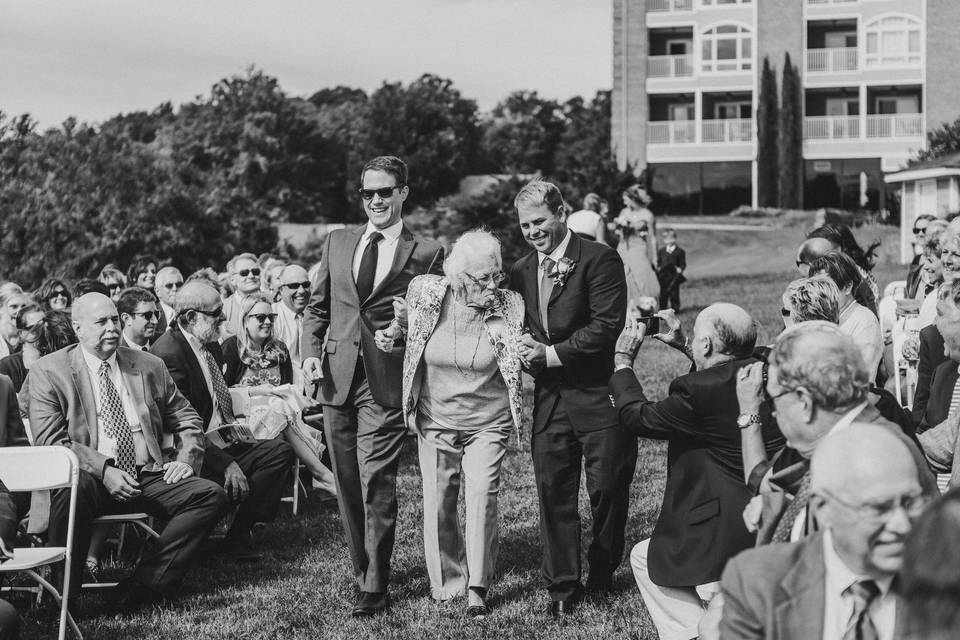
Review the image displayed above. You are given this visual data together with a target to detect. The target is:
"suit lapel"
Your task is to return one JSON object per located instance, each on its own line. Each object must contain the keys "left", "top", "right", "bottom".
{"left": 368, "top": 225, "right": 415, "bottom": 304}
{"left": 548, "top": 232, "right": 583, "bottom": 306}
{"left": 775, "top": 536, "right": 826, "bottom": 639}
{"left": 69, "top": 347, "right": 99, "bottom": 447}
{"left": 519, "top": 253, "right": 542, "bottom": 333}
{"left": 345, "top": 225, "right": 365, "bottom": 303}
{"left": 117, "top": 351, "right": 162, "bottom": 464}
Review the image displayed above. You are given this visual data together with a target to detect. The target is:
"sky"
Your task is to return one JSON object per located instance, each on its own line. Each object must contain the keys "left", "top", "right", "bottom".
{"left": 0, "top": 0, "right": 612, "bottom": 128}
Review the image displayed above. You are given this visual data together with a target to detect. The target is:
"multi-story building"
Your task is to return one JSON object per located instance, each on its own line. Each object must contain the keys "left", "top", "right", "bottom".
{"left": 612, "top": 0, "right": 960, "bottom": 216}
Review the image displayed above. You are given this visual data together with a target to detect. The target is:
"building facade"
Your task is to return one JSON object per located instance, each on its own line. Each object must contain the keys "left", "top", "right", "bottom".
{"left": 612, "top": 0, "right": 960, "bottom": 216}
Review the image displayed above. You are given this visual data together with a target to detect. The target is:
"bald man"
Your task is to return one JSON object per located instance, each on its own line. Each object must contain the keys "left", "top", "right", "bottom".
{"left": 610, "top": 304, "right": 784, "bottom": 640}
{"left": 796, "top": 237, "right": 838, "bottom": 276}
{"left": 29, "top": 293, "right": 227, "bottom": 610}
{"left": 720, "top": 423, "right": 926, "bottom": 639}
{"left": 154, "top": 266, "right": 184, "bottom": 327}
{"left": 273, "top": 264, "right": 311, "bottom": 385}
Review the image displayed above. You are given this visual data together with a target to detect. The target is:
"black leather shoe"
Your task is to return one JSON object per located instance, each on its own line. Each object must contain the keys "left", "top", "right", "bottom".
{"left": 351, "top": 591, "right": 390, "bottom": 618}
{"left": 548, "top": 599, "right": 576, "bottom": 618}
{"left": 106, "top": 579, "right": 162, "bottom": 615}
{"left": 467, "top": 604, "right": 489, "bottom": 618}
{"left": 585, "top": 574, "right": 615, "bottom": 595}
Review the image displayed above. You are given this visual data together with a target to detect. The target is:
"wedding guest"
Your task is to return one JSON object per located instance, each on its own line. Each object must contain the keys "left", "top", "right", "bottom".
{"left": 126, "top": 254, "right": 159, "bottom": 290}
{"left": 0, "top": 305, "right": 76, "bottom": 393}
{"left": 222, "top": 253, "right": 264, "bottom": 338}
{"left": 657, "top": 228, "right": 686, "bottom": 312}
{"left": 272, "top": 264, "right": 311, "bottom": 385}
{"left": 97, "top": 264, "right": 127, "bottom": 303}
{"left": 780, "top": 276, "right": 841, "bottom": 326}
{"left": 808, "top": 223, "right": 881, "bottom": 309}
{"left": 614, "top": 211, "right": 660, "bottom": 313}
{"left": 117, "top": 287, "right": 160, "bottom": 351}
{"left": 154, "top": 267, "right": 183, "bottom": 327}
{"left": 34, "top": 278, "right": 71, "bottom": 312}
{"left": 72, "top": 279, "right": 109, "bottom": 298}
{"left": 0, "top": 288, "right": 29, "bottom": 359}
{"left": 377, "top": 230, "right": 524, "bottom": 617}
{"left": 567, "top": 193, "right": 607, "bottom": 244}
{"left": 905, "top": 214, "right": 936, "bottom": 298}
{"left": 620, "top": 185, "right": 657, "bottom": 266}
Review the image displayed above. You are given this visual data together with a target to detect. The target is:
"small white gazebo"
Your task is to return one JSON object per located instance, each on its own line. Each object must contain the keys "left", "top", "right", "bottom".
{"left": 885, "top": 152, "right": 960, "bottom": 263}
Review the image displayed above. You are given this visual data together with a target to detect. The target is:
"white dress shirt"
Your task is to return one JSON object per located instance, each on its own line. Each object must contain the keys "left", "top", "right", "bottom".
{"left": 821, "top": 530, "right": 897, "bottom": 640}
{"left": 352, "top": 219, "right": 403, "bottom": 292}
{"left": 182, "top": 328, "right": 221, "bottom": 431}
{"left": 537, "top": 229, "right": 573, "bottom": 368}
{"left": 273, "top": 300, "right": 303, "bottom": 385}
{"left": 80, "top": 347, "right": 149, "bottom": 465}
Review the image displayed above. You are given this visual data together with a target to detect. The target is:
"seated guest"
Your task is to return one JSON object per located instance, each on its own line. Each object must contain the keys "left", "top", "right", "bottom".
{"left": 0, "top": 289, "right": 30, "bottom": 359}
{"left": 222, "top": 292, "right": 336, "bottom": 497}
{"left": 29, "top": 293, "right": 228, "bottom": 610}
{"left": 126, "top": 254, "right": 159, "bottom": 291}
{"left": 905, "top": 214, "right": 936, "bottom": 299}
{"left": 150, "top": 282, "right": 294, "bottom": 558}
{"left": 261, "top": 259, "right": 287, "bottom": 301}
{"left": 808, "top": 250, "right": 883, "bottom": 377}
{"left": 186, "top": 268, "right": 225, "bottom": 297}
{"left": 610, "top": 303, "right": 783, "bottom": 640}
{"left": 154, "top": 266, "right": 183, "bottom": 327}
{"left": 901, "top": 488, "right": 960, "bottom": 640}
{"left": 567, "top": 193, "right": 607, "bottom": 244}
{"left": 117, "top": 287, "right": 160, "bottom": 351}
{"left": 719, "top": 422, "right": 928, "bottom": 639}
{"left": 375, "top": 230, "right": 524, "bottom": 617}
{"left": 272, "top": 264, "right": 310, "bottom": 385}
{"left": 809, "top": 223, "right": 881, "bottom": 303}
{"left": 781, "top": 275, "right": 841, "bottom": 326}
{"left": 34, "top": 278, "right": 71, "bottom": 312}
{"left": 221, "top": 253, "right": 264, "bottom": 338}
{"left": 73, "top": 279, "right": 109, "bottom": 299}
{"left": 0, "top": 306, "right": 77, "bottom": 397}
{"left": 97, "top": 264, "right": 127, "bottom": 303}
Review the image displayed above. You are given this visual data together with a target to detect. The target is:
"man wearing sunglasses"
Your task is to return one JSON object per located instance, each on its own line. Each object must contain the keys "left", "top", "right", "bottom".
{"left": 273, "top": 264, "right": 311, "bottom": 385}
{"left": 301, "top": 155, "right": 444, "bottom": 617}
{"left": 118, "top": 287, "right": 160, "bottom": 351}
{"left": 154, "top": 266, "right": 184, "bottom": 328}
{"left": 222, "top": 253, "right": 264, "bottom": 339}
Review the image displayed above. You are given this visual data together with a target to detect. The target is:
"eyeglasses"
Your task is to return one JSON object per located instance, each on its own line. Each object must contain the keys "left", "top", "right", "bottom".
{"left": 358, "top": 186, "right": 402, "bottom": 201}
{"left": 768, "top": 386, "right": 798, "bottom": 402}
{"left": 282, "top": 281, "right": 311, "bottom": 291}
{"left": 248, "top": 313, "right": 277, "bottom": 324}
{"left": 162, "top": 281, "right": 184, "bottom": 290}
{"left": 131, "top": 311, "right": 160, "bottom": 321}
{"left": 236, "top": 268, "right": 261, "bottom": 278}
{"left": 18, "top": 322, "right": 42, "bottom": 334}
{"left": 106, "top": 283, "right": 123, "bottom": 291}
{"left": 913, "top": 227, "right": 929, "bottom": 235}
{"left": 185, "top": 306, "right": 223, "bottom": 318}
{"left": 464, "top": 271, "right": 505, "bottom": 288}
{"left": 49, "top": 289, "right": 68, "bottom": 299}
{"left": 819, "top": 488, "right": 929, "bottom": 521}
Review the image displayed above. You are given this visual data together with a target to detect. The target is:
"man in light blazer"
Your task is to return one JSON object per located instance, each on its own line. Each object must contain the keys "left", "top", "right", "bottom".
{"left": 29, "top": 293, "right": 228, "bottom": 610}
{"left": 719, "top": 423, "right": 925, "bottom": 640}
{"left": 301, "top": 155, "right": 444, "bottom": 617}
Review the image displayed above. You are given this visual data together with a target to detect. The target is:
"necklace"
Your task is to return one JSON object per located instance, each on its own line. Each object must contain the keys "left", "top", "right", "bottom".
{"left": 451, "top": 299, "right": 484, "bottom": 377}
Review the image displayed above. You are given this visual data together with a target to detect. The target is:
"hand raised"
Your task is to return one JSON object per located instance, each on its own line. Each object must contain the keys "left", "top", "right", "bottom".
{"left": 736, "top": 362, "right": 766, "bottom": 415}
{"left": 652, "top": 308, "right": 686, "bottom": 350}
{"left": 615, "top": 317, "right": 647, "bottom": 361}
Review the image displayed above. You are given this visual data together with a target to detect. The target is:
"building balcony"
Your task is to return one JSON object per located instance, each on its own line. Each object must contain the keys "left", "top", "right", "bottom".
{"left": 803, "top": 114, "right": 925, "bottom": 140}
{"left": 648, "top": 119, "right": 753, "bottom": 145}
{"left": 648, "top": 55, "right": 694, "bottom": 79}
{"left": 647, "top": 0, "right": 693, "bottom": 12}
{"left": 866, "top": 114, "right": 925, "bottom": 138}
{"left": 649, "top": 121, "right": 697, "bottom": 145}
{"left": 806, "top": 47, "right": 858, "bottom": 73}
{"left": 806, "top": 0, "right": 858, "bottom": 5}
{"left": 703, "top": 119, "right": 753, "bottom": 143}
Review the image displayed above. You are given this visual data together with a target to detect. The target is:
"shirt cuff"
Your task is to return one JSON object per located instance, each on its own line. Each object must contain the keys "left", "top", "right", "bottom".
{"left": 546, "top": 346, "right": 561, "bottom": 368}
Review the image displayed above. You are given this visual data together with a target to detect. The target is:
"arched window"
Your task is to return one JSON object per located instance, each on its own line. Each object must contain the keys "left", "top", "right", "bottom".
{"left": 864, "top": 15, "right": 922, "bottom": 67}
{"left": 701, "top": 24, "right": 752, "bottom": 73}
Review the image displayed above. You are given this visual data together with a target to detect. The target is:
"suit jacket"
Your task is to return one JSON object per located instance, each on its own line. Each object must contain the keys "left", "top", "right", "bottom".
{"left": 509, "top": 233, "right": 627, "bottom": 432}
{"left": 150, "top": 326, "right": 234, "bottom": 474}
{"left": 301, "top": 224, "right": 445, "bottom": 408}
{"left": 657, "top": 246, "right": 686, "bottom": 272}
{"left": 719, "top": 533, "right": 906, "bottom": 640}
{"left": 918, "top": 358, "right": 960, "bottom": 488}
{"left": 0, "top": 374, "right": 28, "bottom": 448}
{"left": 912, "top": 323, "right": 948, "bottom": 428}
{"left": 28, "top": 345, "right": 204, "bottom": 478}
{"left": 610, "top": 357, "right": 784, "bottom": 586}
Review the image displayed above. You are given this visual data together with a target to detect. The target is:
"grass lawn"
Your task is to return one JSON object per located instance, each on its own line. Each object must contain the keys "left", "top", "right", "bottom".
{"left": 16, "top": 221, "right": 905, "bottom": 639}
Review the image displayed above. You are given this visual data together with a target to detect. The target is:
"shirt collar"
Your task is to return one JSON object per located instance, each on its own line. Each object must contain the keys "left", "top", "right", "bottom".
{"left": 832, "top": 401, "right": 870, "bottom": 433}
{"left": 80, "top": 345, "right": 118, "bottom": 376}
{"left": 538, "top": 229, "right": 573, "bottom": 267}
{"left": 823, "top": 529, "right": 895, "bottom": 597}
{"left": 364, "top": 219, "right": 403, "bottom": 242}
{"left": 181, "top": 327, "right": 205, "bottom": 352}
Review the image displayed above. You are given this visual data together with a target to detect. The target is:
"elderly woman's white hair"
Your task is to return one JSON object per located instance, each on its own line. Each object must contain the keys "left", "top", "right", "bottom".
{"left": 443, "top": 229, "right": 503, "bottom": 278}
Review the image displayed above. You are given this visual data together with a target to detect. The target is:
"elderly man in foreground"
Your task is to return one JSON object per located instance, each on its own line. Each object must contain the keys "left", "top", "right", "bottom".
{"left": 29, "top": 293, "right": 228, "bottom": 611}
{"left": 719, "top": 422, "right": 927, "bottom": 639}
{"left": 610, "top": 303, "right": 782, "bottom": 640}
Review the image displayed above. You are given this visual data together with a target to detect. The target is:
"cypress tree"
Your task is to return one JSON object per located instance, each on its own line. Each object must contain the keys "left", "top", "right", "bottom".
{"left": 757, "top": 57, "right": 779, "bottom": 207}
{"left": 778, "top": 52, "right": 804, "bottom": 209}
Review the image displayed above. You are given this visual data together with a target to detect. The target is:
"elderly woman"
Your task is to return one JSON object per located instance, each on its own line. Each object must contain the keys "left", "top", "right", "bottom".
{"left": 376, "top": 230, "right": 524, "bottom": 617}
{"left": 34, "top": 278, "right": 72, "bottom": 312}
{"left": 780, "top": 276, "right": 841, "bottom": 327}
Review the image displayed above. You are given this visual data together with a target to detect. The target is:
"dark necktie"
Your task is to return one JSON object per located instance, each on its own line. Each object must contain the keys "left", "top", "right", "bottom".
{"left": 540, "top": 257, "right": 555, "bottom": 336}
{"left": 98, "top": 361, "right": 137, "bottom": 476}
{"left": 772, "top": 472, "right": 811, "bottom": 543}
{"left": 843, "top": 580, "right": 880, "bottom": 640}
{"left": 201, "top": 346, "right": 236, "bottom": 424}
{"left": 356, "top": 231, "right": 384, "bottom": 302}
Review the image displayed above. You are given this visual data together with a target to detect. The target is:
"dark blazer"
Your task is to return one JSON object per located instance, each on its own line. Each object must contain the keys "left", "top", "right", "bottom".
{"left": 0, "top": 374, "right": 28, "bottom": 448}
{"left": 301, "top": 224, "right": 444, "bottom": 408}
{"left": 610, "top": 357, "right": 784, "bottom": 587}
{"left": 720, "top": 533, "right": 906, "bottom": 639}
{"left": 150, "top": 326, "right": 234, "bottom": 474}
{"left": 510, "top": 233, "right": 627, "bottom": 432}
{"left": 913, "top": 323, "right": 949, "bottom": 428}
{"left": 221, "top": 336, "right": 293, "bottom": 387}
{"left": 28, "top": 345, "right": 205, "bottom": 478}
{"left": 919, "top": 358, "right": 960, "bottom": 487}
{"left": 656, "top": 246, "right": 686, "bottom": 272}
{"left": 0, "top": 355, "right": 26, "bottom": 393}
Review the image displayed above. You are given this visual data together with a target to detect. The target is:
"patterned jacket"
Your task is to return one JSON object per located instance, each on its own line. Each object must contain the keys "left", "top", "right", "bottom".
{"left": 401, "top": 275, "right": 525, "bottom": 434}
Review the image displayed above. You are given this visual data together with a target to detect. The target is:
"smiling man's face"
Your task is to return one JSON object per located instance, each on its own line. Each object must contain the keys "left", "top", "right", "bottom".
{"left": 361, "top": 169, "right": 407, "bottom": 230}
{"left": 517, "top": 202, "right": 567, "bottom": 255}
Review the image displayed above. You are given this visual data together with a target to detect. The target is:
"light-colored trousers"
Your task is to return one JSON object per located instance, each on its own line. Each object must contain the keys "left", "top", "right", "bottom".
{"left": 417, "top": 418, "right": 511, "bottom": 601}
{"left": 631, "top": 539, "right": 719, "bottom": 640}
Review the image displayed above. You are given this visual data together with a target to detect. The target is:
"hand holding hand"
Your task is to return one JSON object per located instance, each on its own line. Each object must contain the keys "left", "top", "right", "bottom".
{"left": 652, "top": 308, "right": 686, "bottom": 350}
{"left": 519, "top": 334, "right": 547, "bottom": 374}
{"left": 103, "top": 466, "right": 142, "bottom": 502}
{"left": 223, "top": 461, "right": 250, "bottom": 502}
{"left": 302, "top": 357, "right": 323, "bottom": 382}
{"left": 374, "top": 322, "right": 404, "bottom": 355}
{"left": 162, "top": 461, "right": 194, "bottom": 484}
{"left": 736, "top": 362, "right": 766, "bottom": 415}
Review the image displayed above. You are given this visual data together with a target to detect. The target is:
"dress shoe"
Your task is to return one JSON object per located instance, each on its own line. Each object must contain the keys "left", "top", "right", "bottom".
{"left": 106, "top": 578, "right": 162, "bottom": 615}
{"left": 466, "top": 604, "right": 489, "bottom": 618}
{"left": 585, "top": 574, "right": 615, "bottom": 596}
{"left": 222, "top": 529, "right": 262, "bottom": 563}
{"left": 351, "top": 591, "right": 390, "bottom": 618}
{"left": 548, "top": 599, "right": 576, "bottom": 619}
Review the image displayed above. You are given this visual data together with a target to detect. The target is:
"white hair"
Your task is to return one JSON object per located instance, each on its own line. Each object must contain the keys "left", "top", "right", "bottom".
{"left": 443, "top": 230, "right": 502, "bottom": 278}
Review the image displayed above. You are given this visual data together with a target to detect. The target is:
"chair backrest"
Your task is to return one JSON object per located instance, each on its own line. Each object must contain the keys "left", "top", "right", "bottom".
{"left": 0, "top": 446, "right": 79, "bottom": 492}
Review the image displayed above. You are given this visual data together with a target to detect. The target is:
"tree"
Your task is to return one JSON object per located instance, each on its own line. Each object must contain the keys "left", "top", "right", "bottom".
{"left": 478, "top": 91, "right": 565, "bottom": 175}
{"left": 778, "top": 53, "right": 803, "bottom": 209}
{"left": 757, "top": 57, "right": 779, "bottom": 207}
{"left": 914, "top": 116, "right": 960, "bottom": 163}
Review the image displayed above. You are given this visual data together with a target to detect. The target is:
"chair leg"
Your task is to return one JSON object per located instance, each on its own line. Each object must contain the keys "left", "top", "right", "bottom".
{"left": 25, "top": 569, "right": 83, "bottom": 640}
{"left": 291, "top": 463, "right": 299, "bottom": 516}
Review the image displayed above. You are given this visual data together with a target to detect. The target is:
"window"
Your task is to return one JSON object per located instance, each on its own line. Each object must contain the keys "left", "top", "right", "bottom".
{"left": 714, "top": 102, "right": 751, "bottom": 119}
{"left": 864, "top": 15, "right": 922, "bottom": 67}
{"left": 701, "top": 24, "right": 753, "bottom": 72}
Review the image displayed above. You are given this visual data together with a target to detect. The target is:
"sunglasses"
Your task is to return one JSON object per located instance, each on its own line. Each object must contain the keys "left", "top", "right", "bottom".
{"left": 283, "top": 281, "right": 311, "bottom": 291}
{"left": 185, "top": 306, "right": 222, "bottom": 318}
{"left": 248, "top": 313, "right": 277, "bottom": 324}
{"left": 913, "top": 227, "right": 928, "bottom": 234}
{"left": 131, "top": 311, "right": 160, "bottom": 321}
{"left": 358, "top": 186, "right": 401, "bottom": 201}
{"left": 236, "top": 268, "right": 261, "bottom": 278}
{"left": 162, "top": 281, "right": 184, "bottom": 290}
{"left": 49, "top": 289, "right": 68, "bottom": 299}
{"left": 106, "top": 283, "right": 123, "bottom": 291}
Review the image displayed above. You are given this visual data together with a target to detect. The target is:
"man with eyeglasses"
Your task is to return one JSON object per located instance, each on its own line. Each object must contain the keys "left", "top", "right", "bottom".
{"left": 118, "top": 287, "right": 160, "bottom": 351}
{"left": 154, "top": 266, "right": 184, "bottom": 328}
{"left": 301, "top": 155, "right": 444, "bottom": 617}
{"left": 718, "top": 422, "right": 927, "bottom": 640}
{"left": 273, "top": 264, "right": 311, "bottom": 386}
{"left": 222, "top": 253, "right": 264, "bottom": 339}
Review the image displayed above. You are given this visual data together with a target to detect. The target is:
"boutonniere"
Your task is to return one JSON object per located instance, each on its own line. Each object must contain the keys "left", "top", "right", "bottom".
{"left": 549, "top": 257, "right": 577, "bottom": 288}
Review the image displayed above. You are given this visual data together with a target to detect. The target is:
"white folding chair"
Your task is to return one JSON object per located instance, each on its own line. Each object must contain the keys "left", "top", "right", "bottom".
{"left": 82, "top": 513, "right": 161, "bottom": 590}
{"left": 0, "top": 446, "right": 82, "bottom": 640}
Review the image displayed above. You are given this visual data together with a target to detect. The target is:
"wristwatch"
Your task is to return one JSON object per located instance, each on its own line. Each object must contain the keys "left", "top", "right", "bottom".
{"left": 737, "top": 413, "right": 762, "bottom": 429}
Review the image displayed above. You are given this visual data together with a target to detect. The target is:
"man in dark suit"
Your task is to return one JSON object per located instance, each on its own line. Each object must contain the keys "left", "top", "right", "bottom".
{"left": 509, "top": 179, "right": 634, "bottom": 617}
{"left": 151, "top": 282, "right": 294, "bottom": 558}
{"left": 719, "top": 422, "right": 925, "bottom": 640}
{"left": 912, "top": 323, "right": 948, "bottom": 426}
{"left": 118, "top": 286, "right": 160, "bottom": 351}
{"left": 610, "top": 303, "right": 783, "bottom": 638}
{"left": 301, "top": 155, "right": 444, "bottom": 617}
{"left": 29, "top": 293, "right": 228, "bottom": 609}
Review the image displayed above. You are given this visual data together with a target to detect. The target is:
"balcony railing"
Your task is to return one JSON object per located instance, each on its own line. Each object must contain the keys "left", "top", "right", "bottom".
{"left": 702, "top": 119, "right": 753, "bottom": 143}
{"left": 648, "top": 121, "right": 697, "bottom": 144}
{"left": 647, "top": 0, "right": 692, "bottom": 12}
{"left": 806, "top": 47, "right": 858, "bottom": 73}
{"left": 648, "top": 54, "right": 694, "bottom": 78}
{"left": 803, "top": 114, "right": 924, "bottom": 140}
{"left": 807, "top": 0, "right": 857, "bottom": 4}
{"left": 804, "top": 116, "right": 861, "bottom": 140}
{"left": 866, "top": 114, "right": 925, "bottom": 138}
